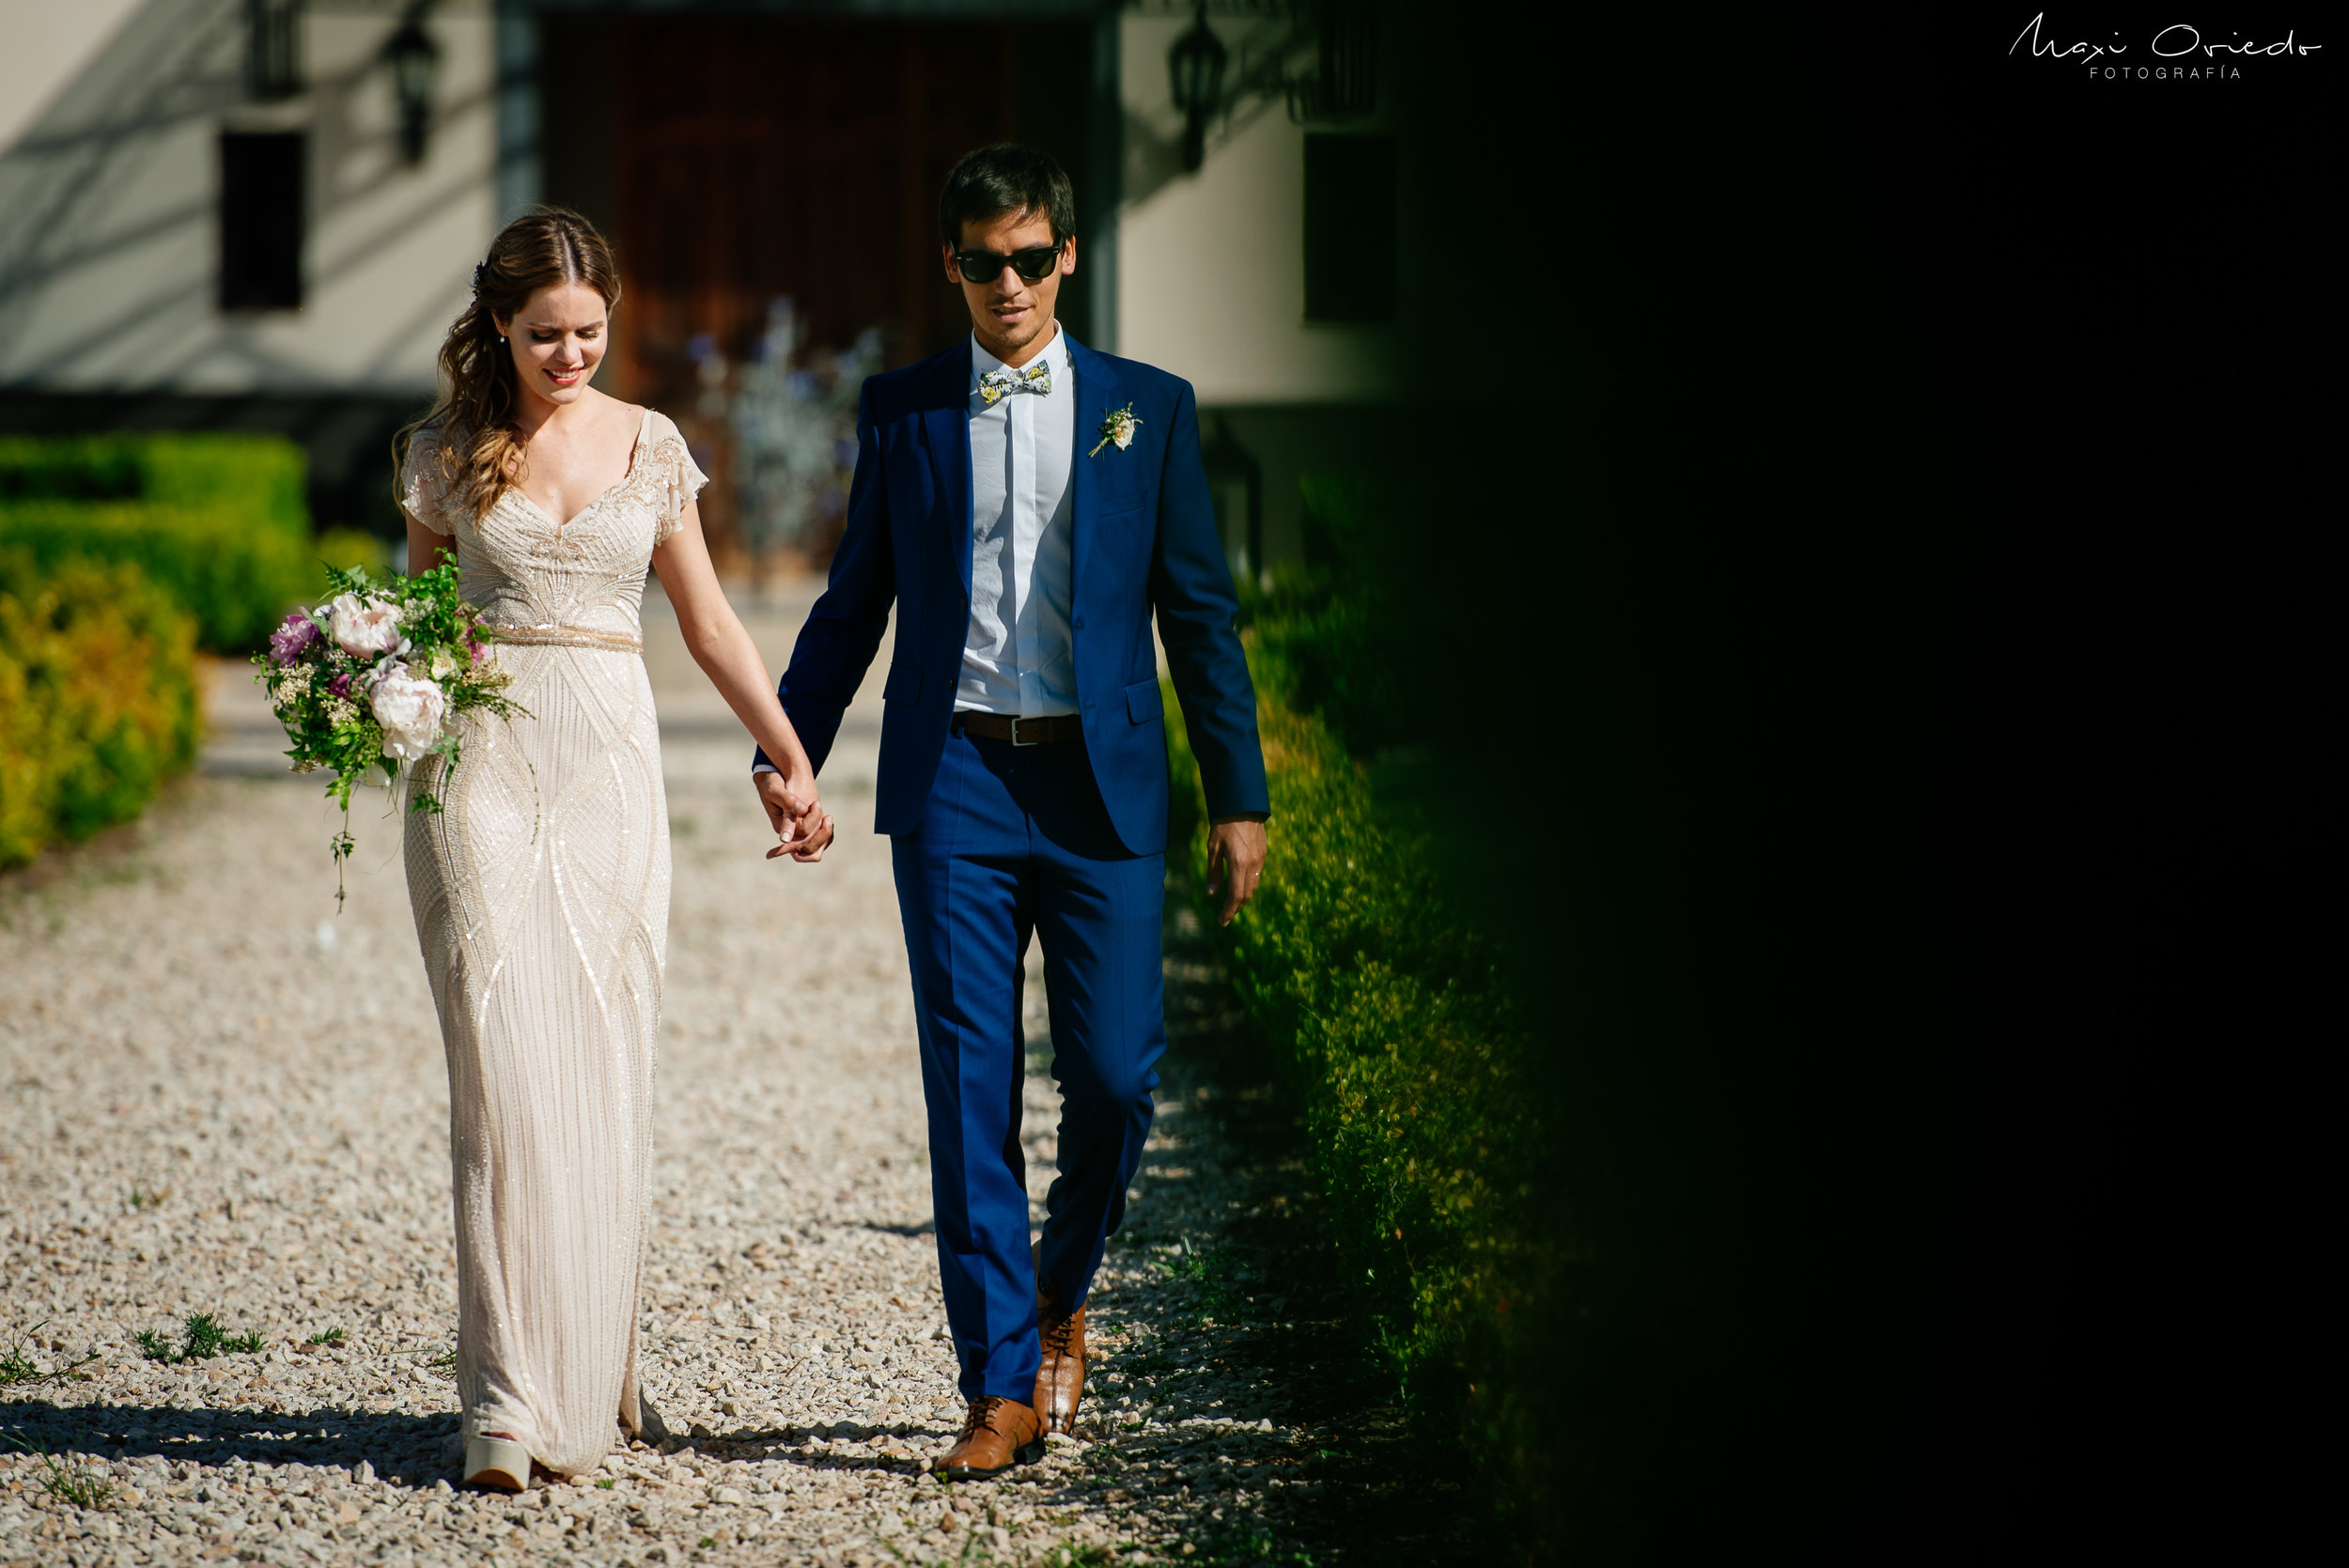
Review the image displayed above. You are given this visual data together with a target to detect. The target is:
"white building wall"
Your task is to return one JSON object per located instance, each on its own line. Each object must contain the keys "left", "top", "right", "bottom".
{"left": 1113, "top": 9, "right": 1400, "bottom": 406}
{"left": 0, "top": 0, "right": 496, "bottom": 396}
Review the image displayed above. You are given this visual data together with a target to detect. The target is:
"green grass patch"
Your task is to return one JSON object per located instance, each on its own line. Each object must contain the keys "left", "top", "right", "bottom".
{"left": 0, "top": 1322, "right": 99, "bottom": 1390}
{"left": 1157, "top": 1242, "right": 1238, "bottom": 1323}
{"left": 8, "top": 1440, "right": 116, "bottom": 1510}
{"left": 305, "top": 1327, "right": 346, "bottom": 1347}
{"left": 135, "top": 1312, "right": 265, "bottom": 1363}
{"left": 1180, "top": 1527, "right": 1318, "bottom": 1566}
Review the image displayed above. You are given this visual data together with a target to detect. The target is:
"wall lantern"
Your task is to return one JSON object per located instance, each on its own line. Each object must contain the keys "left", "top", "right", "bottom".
{"left": 385, "top": 7, "right": 442, "bottom": 167}
{"left": 1167, "top": 1, "right": 1228, "bottom": 174}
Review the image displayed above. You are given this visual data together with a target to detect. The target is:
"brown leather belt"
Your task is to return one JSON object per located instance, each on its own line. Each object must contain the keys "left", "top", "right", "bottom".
{"left": 952, "top": 711, "right": 1082, "bottom": 746}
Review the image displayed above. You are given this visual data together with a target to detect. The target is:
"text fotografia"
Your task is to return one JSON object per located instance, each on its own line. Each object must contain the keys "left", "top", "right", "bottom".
{"left": 2011, "top": 14, "right": 2322, "bottom": 78}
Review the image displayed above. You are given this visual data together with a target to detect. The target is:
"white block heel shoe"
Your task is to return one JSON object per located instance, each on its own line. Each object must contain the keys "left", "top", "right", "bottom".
{"left": 463, "top": 1435, "right": 530, "bottom": 1492}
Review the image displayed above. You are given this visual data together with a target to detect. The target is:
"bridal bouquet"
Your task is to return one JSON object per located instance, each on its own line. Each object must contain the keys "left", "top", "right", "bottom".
{"left": 252, "top": 563, "right": 523, "bottom": 905}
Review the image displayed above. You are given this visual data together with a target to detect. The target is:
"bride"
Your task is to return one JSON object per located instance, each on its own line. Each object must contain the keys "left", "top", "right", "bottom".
{"left": 397, "top": 208, "right": 831, "bottom": 1489}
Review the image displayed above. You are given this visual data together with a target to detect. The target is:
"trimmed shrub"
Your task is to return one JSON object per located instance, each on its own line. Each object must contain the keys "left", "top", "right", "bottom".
{"left": 1164, "top": 488, "right": 1570, "bottom": 1554}
{"left": 0, "top": 553, "right": 201, "bottom": 868}
{"left": 312, "top": 526, "right": 390, "bottom": 592}
{"left": 0, "top": 500, "right": 310, "bottom": 651}
{"left": 0, "top": 433, "right": 308, "bottom": 538}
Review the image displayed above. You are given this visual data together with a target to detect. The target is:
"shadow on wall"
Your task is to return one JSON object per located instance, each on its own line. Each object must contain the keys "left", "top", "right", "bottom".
{"left": 1119, "top": 7, "right": 1308, "bottom": 213}
{"left": 0, "top": 0, "right": 490, "bottom": 395}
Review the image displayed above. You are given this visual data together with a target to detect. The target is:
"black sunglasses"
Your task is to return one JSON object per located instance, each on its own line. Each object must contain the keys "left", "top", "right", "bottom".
{"left": 952, "top": 241, "right": 1065, "bottom": 285}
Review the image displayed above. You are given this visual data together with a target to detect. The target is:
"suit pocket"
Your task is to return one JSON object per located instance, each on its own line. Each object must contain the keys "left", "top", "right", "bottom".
{"left": 1125, "top": 678, "right": 1164, "bottom": 725}
{"left": 883, "top": 663, "right": 924, "bottom": 705}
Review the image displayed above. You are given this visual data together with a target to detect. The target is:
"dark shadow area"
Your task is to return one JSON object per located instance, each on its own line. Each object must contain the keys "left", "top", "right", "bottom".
{"left": 1, "top": 1400, "right": 459, "bottom": 1485}
{"left": 1891, "top": 7, "right": 2341, "bottom": 1560}
{"left": 1083, "top": 906, "right": 1481, "bottom": 1564}
{"left": 1210, "top": 7, "right": 2338, "bottom": 1562}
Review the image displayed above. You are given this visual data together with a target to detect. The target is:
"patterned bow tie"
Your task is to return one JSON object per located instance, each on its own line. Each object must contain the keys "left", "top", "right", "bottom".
{"left": 977, "top": 362, "right": 1052, "bottom": 404}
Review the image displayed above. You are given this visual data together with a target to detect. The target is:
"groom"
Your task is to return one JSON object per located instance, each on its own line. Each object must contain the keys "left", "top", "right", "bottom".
{"left": 753, "top": 144, "right": 1269, "bottom": 1476}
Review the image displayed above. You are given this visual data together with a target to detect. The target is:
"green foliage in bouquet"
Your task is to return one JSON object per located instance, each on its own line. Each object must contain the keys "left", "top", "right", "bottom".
{"left": 0, "top": 552, "right": 201, "bottom": 869}
{"left": 253, "top": 563, "right": 523, "bottom": 906}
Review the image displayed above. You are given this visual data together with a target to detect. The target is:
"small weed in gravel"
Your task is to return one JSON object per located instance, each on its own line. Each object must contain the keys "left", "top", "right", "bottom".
{"left": 0, "top": 1321, "right": 99, "bottom": 1389}
{"left": 1037, "top": 1546, "right": 1132, "bottom": 1567}
{"left": 1182, "top": 1527, "right": 1317, "bottom": 1565}
{"left": 1161, "top": 1241, "right": 1236, "bottom": 1321}
{"left": 124, "top": 1182, "right": 167, "bottom": 1211}
{"left": 135, "top": 1312, "right": 265, "bottom": 1363}
{"left": 10, "top": 1441, "right": 116, "bottom": 1510}
{"left": 306, "top": 1327, "right": 347, "bottom": 1346}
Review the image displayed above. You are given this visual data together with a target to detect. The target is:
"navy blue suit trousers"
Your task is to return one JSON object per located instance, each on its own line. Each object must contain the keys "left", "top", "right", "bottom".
{"left": 893, "top": 727, "right": 1164, "bottom": 1401}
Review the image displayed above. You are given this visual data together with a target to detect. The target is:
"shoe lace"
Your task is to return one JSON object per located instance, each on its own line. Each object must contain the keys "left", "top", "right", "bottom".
{"left": 960, "top": 1396, "right": 1005, "bottom": 1439}
{"left": 1039, "top": 1304, "right": 1080, "bottom": 1358}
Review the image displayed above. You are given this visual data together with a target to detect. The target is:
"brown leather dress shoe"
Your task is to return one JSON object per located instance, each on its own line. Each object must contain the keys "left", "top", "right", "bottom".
{"left": 939, "top": 1396, "right": 1046, "bottom": 1480}
{"left": 1034, "top": 1295, "right": 1087, "bottom": 1435}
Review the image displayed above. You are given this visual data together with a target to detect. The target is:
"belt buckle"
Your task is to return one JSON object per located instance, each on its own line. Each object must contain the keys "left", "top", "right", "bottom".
{"left": 1009, "top": 716, "right": 1040, "bottom": 747}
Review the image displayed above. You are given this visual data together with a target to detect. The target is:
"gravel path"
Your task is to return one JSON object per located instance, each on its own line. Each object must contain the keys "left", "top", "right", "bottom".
{"left": 0, "top": 582, "right": 1333, "bottom": 1568}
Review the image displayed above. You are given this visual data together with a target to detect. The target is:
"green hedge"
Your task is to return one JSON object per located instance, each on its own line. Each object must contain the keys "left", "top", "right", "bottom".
{"left": 0, "top": 434, "right": 317, "bottom": 650}
{"left": 0, "top": 433, "right": 308, "bottom": 538}
{"left": 0, "top": 501, "right": 311, "bottom": 651}
{"left": 0, "top": 554, "right": 201, "bottom": 869}
{"left": 1165, "top": 498, "right": 1568, "bottom": 1555}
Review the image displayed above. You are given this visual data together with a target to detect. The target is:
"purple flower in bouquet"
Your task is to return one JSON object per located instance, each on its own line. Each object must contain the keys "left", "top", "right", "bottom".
{"left": 269, "top": 612, "right": 319, "bottom": 665}
{"left": 468, "top": 638, "right": 488, "bottom": 667}
{"left": 327, "top": 672, "right": 352, "bottom": 698}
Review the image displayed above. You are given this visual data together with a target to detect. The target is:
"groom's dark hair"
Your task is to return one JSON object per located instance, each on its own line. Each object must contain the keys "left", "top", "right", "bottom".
{"left": 938, "top": 144, "right": 1076, "bottom": 248}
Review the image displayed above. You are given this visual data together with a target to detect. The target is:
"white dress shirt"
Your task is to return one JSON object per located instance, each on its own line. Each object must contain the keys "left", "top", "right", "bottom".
{"left": 755, "top": 324, "right": 1077, "bottom": 781}
{"left": 957, "top": 324, "right": 1078, "bottom": 718}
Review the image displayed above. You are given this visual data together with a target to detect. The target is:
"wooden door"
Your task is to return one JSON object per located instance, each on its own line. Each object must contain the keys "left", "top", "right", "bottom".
{"left": 605, "top": 15, "right": 1090, "bottom": 564}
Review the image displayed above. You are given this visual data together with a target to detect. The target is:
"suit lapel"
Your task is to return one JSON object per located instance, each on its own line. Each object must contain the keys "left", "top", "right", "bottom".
{"left": 1066, "top": 334, "right": 1123, "bottom": 613}
{"left": 920, "top": 342, "right": 975, "bottom": 599}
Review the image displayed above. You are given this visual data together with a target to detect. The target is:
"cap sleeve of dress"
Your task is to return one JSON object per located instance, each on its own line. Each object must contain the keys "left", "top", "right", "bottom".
{"left": 648, "top": 411, "right": 708, "bottom": 547}
{"left": 399, "top": 430, "right": 456, "bottom": 536}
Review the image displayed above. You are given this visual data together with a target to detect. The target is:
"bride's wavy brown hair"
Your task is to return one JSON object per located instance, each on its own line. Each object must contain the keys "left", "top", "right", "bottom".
{"left": 400, "top": 208, "right": 621, "bottom": 521}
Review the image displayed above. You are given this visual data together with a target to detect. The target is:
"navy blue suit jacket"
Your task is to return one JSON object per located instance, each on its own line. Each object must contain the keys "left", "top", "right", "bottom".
{"left": 754, "top": 334, "right": 1268, "bottom": 855}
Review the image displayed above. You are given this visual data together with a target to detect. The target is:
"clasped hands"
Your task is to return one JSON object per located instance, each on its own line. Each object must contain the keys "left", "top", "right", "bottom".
{"left": 754, "top": 775, "right": 1265, "bottom": 918}
{"left": 755, "top": 770, "right": 836, "bottom": 862}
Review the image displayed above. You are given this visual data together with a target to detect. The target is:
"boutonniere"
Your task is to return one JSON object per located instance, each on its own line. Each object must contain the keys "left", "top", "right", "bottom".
{"left": 1088, "top": 402, "right": 1143, "bottom": 458}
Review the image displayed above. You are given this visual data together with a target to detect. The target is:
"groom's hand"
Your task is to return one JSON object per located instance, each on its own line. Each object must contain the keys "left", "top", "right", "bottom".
{"left": 756, "top": 771, "right": 834, "bottom": 862}
{"left": 1206, "top": 817, "right": 1268, "bottom": 925}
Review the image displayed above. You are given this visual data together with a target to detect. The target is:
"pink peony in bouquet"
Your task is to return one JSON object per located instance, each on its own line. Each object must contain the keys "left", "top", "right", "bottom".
{"left": 252, "top": 562, "right": 524, "bottom": 906}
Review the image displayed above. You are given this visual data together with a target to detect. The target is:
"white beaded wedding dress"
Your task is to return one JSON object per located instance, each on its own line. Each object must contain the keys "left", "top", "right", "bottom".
{"left": 399, "top": 409, "right": 703, "bottom": 1478}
